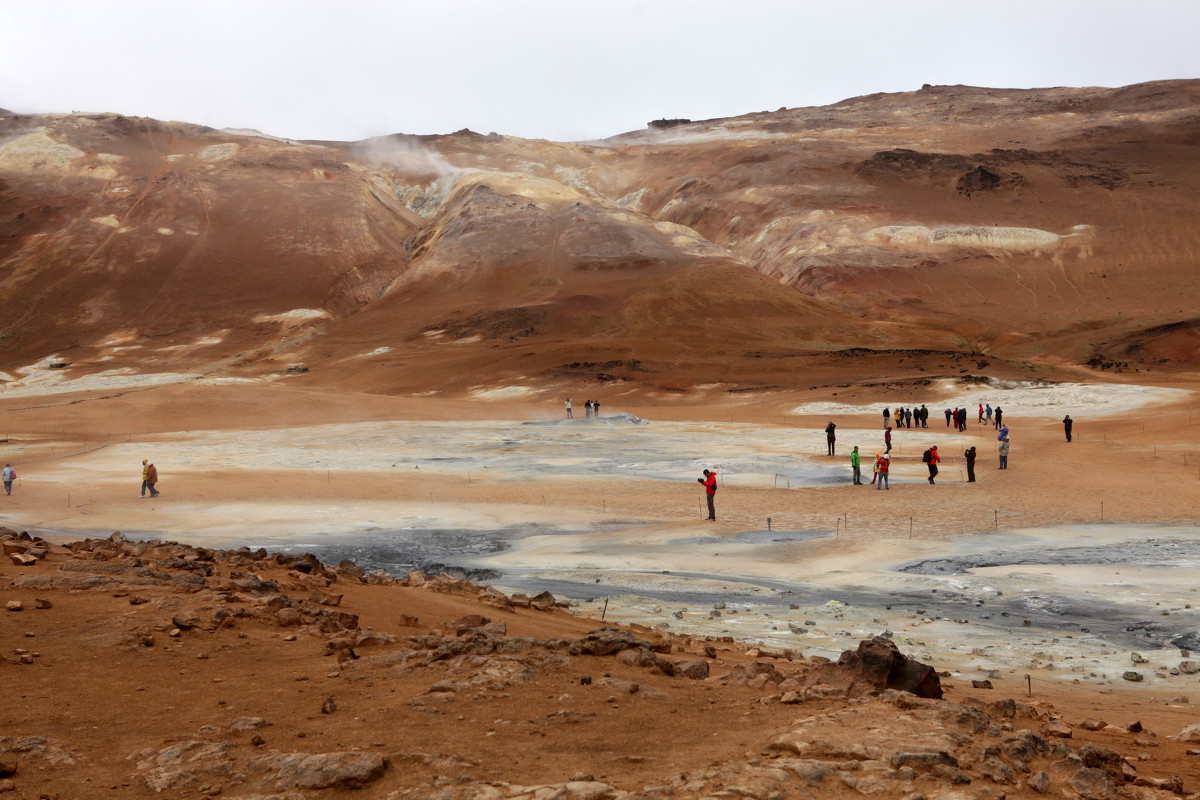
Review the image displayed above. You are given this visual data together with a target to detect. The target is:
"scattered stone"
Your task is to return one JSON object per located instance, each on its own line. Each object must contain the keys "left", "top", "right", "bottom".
{"left": 9, "top": 553, "right": 37, "bottom": 566}
{"left": 971, "top": 679, "right": 993, "bottom": 689}
{"left": 1178, "top": 722, "right": 1200, "bottom": 742}
{"left": 1041, "top": 720, "right": 1072, "bottom": 738}
{"left": 310, "top": 588, "right": 343, "bottom": 607}
{"left": 1027, "top": 770, "right": 1050, "bottom": 793}
{"left": 1079, "top": 718, "right": 1107, "bottom": 731}
{"left": 1130, "top": 652, "right": 1148, "bottom": 664}
{"left": 1122, "top": 671, "right": 1144, "bottom": 683}
{"left": 248, "top": 751, "right": 387, "bottom": 790}
{"left": 1179, "top": 661, "right": 1200, "bottom": 674}
{"left": 276, "top": 608, "right": 302, "bottom": 627}
{"left": 33, "top": 598, "right": 51, "bottom": 609}
{"left": 5, "top": 601, "right": 23, "bottom": 612}
{"left": 320, "top": 697, "right": 337, "bottom": 714}
{"left": 1070, "top": 767, "right": 1116, "bottom": 800}
{"left": 677, "top": 659, "right": 709, "bottom": 680}
{"left": 821, "top": 636, "right": 942, "bottom": 698}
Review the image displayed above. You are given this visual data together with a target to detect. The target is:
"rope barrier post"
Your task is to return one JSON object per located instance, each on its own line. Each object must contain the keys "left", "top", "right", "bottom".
{"left": 601, "top": 598, "right": 609, "bottom": 621}
{"left": 1026, "top": 674, "right": 1032, "bottom": 697}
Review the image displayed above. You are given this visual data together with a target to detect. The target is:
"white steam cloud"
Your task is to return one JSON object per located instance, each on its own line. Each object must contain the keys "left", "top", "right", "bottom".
{"left": 352, "top": 135, "right": 459, "bottom": 178}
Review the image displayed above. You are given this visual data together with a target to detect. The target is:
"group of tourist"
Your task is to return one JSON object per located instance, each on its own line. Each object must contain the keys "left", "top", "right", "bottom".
{"left": 563, "top": 398, "right": 602, "bottom": 419}
{"left": 884, "top": 405, "right": 929, "bottom": 429}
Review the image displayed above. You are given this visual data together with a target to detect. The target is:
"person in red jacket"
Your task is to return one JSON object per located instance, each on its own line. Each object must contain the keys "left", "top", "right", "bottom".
{"left": 875, "top": 454, "right": 890, "bottom": 490}
{"left": 927, "top": 445, "right": 940, "bottom": 484}
{"left": 145, "top": 461, "right": 160, "bottom": 498}
{"left": 697, "top": 469, "right": 717, "bottom": 520}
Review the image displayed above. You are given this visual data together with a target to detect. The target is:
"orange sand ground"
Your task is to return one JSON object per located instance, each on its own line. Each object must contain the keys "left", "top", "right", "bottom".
{"left": 2, "top": 380, "right": 1200, "bottom": 797}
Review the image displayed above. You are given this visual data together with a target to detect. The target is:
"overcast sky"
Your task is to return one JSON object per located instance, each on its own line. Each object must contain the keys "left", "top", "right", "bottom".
{"left": 3, "top": 0, "right": 1198, "bottom": 142}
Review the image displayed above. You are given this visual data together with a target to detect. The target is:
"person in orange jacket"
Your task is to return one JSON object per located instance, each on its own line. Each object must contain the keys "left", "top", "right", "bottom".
{"left": 697, "top": 469, "right": 717, "bottom": 520}
{"left": 927, "top": 445, "right": 940, "bottom": 484}
{"left": 145, "top": 461, "right": 160, "bottom": 498}
{"left": 875, "top": 454, "right": 890, "bottom": 490}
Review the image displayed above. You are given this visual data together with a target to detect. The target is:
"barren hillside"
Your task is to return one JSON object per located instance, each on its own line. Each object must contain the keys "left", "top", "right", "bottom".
{"left": 1, "top": 81, "right": 1197, "bottom": 397}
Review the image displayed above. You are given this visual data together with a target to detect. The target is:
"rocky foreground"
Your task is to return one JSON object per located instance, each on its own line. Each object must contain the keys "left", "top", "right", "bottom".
{"left": 4, "top": 528, "right": 1200, "bottom": 799}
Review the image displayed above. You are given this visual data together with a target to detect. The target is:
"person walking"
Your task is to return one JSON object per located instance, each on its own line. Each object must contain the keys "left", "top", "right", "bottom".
{"left": 985, "top": 403, "right": 993, "bottom": 424}
{"left": 145, "top": 461, "right": 160, "bottom": 498}
{"left": 1063, "top": 415, "right": 1073, "bottom": 442}
{"left": 825, "top": 421, "right": 837, "bottom": 456}
{"left": 850, "top": 446, "right": 862, "bottom": 485}
{"left": 884, "top": 426, "right": 892, "bottom": 454}
{"left": 944, "top": 408, "right": 952, "bottom": 427}
{"left": 925, "top": 445, "right": 940, "bottom": 483}
{"left": 875, "top": 454, "right": 890, "bottom": 490}
{"left": 958, "top": 408, "right": 968, "bottom": 432}
{"left": 871, "top": 452, "right": 881, "bottom": 485}
{"left": 141, "top": 459, "right": 151, "bottom": 497}
{"left": 978, "top": 403, "right": 984, "bottom": 423}
{"left": 697, "top": 469, "right": 717, "bottom": 520}
{"left": 904, "top": 408, "right": 913, "bottom": 429}
{"left": 994, "top": 406, "right": 1003, "bottom": 429}
{"left": 919, "top": 404, "right": 929, "bottom": 428}
{"left": 882, "top": 407, "right": 890, "bottom": 429}
{"left": 565, "top": 398, "right": 573, "bottom": 419}
{"left": 964, "top": 446, "right": 976, "bottom": 482}
{"left": 998, "top": 436, "right": 1010, "bottom": 469}
{"left": 2, "top": 463, "right": 15, "bottom": 496}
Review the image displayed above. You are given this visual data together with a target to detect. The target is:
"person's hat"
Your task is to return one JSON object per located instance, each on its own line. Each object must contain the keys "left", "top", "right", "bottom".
{"left": 143, "top": 459, "right": 148, "bottom": 464}
{"left": 883, "top": 454, "right": 890, "bottom": 459}
{"left": 874, "top": 452, "right": 880, "bottom": 457}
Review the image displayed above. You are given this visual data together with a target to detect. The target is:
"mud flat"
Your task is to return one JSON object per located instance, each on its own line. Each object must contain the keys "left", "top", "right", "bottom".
{"left": 551, "top": 523, "right": 1200, "bottom": 697}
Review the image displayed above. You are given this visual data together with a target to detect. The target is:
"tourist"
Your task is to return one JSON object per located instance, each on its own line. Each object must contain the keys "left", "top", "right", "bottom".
{"left": 2, "top": 463, "right": 15, "bottom": 496}
{"left": 882, "top": 407, "right": 890, "bottom": 428}
{"left": 978, "top": 403, "right": 984, "bottom": 423}
{"left": 593, "top": 400, "right": 600, "bottom": 418}
{"left": 697, "top": 469, "right": 717, "bottom": 520}
{"left": 919, "top": 404, "right": 929, "bottom": 428}
{"left": 876, "top": 454, "right": 890, "bottom": 490}
{"left": 1063, "top": 414, "right": 1073, "bottom": 442}
{"left": 904, "top": 407, "right": 913, "bottom": 428}
{"left": 964, "top": 446, "right": 976, "bottom": 482}
{"left": 871, "top": 452, "right": 882, "bottom": 485}
{"left": 998, "top": 436, "right": 1010, "bottom": 469}
{"left": 141, "top": 458, "right": 151, "bottom": 497}
{"left": 884, "top": 426, "right": 892, "bottom": 454}
{"left": 925, "top": 445, "right": 940, "bottom": 484}
{"left": 584, "top": 400, "right": 592, "bottom": 418}
{"left": 944, "top": 408, "right": 952, "bottom": 427}
{"left": 994, "top": 406, "right": 1003, "bottom": 429}
{"left": 825, "top": 421, "right": 837, "bottom": 456}
{"left": 985, "top": 403, "right": 993, "bottom": 424}
{"left": 850, "top": 446, "right": 862, "bottom": 485}
{"left": 145, "top": 461, "right": 160, "bottom": 498}
{"left": 958, "top": 408, "right": 967, "bottom": 432}
{"left": 565, "top": 398, "right": 573, "bottom": 419}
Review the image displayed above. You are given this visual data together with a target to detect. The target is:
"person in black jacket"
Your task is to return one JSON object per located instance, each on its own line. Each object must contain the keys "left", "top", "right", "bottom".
{"left": 964, "top": 446, "right": 977, "bottom": 482}
{"left": 1063, "top": 415, "right": 1073, "bottom": 442}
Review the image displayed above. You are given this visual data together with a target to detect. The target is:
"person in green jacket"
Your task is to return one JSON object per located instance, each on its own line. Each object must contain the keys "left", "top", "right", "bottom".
{"left": 850, "top": 446, "right": 862, "bottom": 485}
